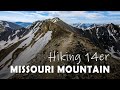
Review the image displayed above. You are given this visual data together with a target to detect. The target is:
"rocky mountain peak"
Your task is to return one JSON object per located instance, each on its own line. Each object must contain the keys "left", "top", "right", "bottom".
{"left": 50, "top": 17, "right": 61, "bottom": 23}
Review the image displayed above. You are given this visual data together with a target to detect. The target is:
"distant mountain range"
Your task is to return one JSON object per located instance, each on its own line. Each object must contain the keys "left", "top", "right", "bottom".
{"left": 0, "top": 18, "right": 120, "bottom": 79}
{"left": 72, "top": 23, "right": 102, "bottom": 29}
{"left": 14, "top": 22, "right": 32, "bottom": 28}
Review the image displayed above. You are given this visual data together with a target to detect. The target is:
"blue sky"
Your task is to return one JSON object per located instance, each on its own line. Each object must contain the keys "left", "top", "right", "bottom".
{"left": 0, "top": 11, "right": 120, "bottom": 24}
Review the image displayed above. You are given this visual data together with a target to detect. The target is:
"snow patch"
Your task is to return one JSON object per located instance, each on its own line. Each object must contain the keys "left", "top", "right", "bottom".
{"left": 33, "top": 22, "right": 42, "bottom": 30}
{"left": 51, "top": 18, "right": 60, "bottom": 23}
{"left": 5, "top": 23, "right": 10, "bottom": 28}
{"left": 96, "top": 28, "right": 100, "bottom": 38}
{"left": 0, "top": 35, "right": 19, "bottom": 51}
{"left": 13, "top": 31, "right": 52, "bottom": 65}
{"left": 105, "top": 46, "right": 120, "bottom": 60}
{"left": 0, "top": 40, "right": 7, "bottom": 50}
{"left": 12, "top": 30, "right": 20, "bottom": 37}
{"left": 0, "top": 30, "right": 52, "bottom": 79}
{"left": 107, "top": 28, "right": 117, "bottom": 42}
{"left": 0, "top": 30, "right": 34, "bottom": 66}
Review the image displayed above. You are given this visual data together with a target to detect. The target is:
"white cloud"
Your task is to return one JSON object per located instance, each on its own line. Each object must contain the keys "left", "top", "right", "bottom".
{"left": 0, "top": 11, "right": 119, "bottom": 24}
{"left": 85, "top": 12, "right": 105, "bottom": 19}
{"left": 0, "top": 11, "right": 54, "bottom": 22}
{"left": 2, "top": 11, "right": 104, "bottom": 20}
{"left": 0, "top": 15, "right": 34, "bottom": 22}
{"left": 107, "top": 11, "right": 120, "bottom": 15}
{"left": 44, "top": 11, "right": 104, "bottom": 19}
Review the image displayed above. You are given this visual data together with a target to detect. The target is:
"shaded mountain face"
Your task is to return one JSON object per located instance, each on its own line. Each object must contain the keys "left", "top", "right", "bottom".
{"left": 0, "top": 20, "right": 22, "bottom": 30}
{"left": 77, "top": 23, "right": 120, "bottom": 60}
{"left": 72, "top": 23, "right": 120, "bottom": 60}
{"left": 0, "top": 20, "right": 22, "bottom": 34}
{"left": 0, "top": 18, "right": 120, "bottom": 79}
{"left": 0, "top": 21, "right": 30, "bottom": 52}
{"left": 14, "top": 22, "right": 32, "bottom": 28}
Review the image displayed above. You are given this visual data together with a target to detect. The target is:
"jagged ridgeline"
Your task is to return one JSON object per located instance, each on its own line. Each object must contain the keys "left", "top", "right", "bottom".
{"left": 0, "top": 17, "right": 120, "bottom": 79}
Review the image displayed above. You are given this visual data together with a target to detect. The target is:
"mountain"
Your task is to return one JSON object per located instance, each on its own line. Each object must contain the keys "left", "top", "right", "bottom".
{"left": 72, "top": 23, "right": 120, "bottom": 60}
{"left": 0, "top": 19, "right": 53, "bottom": 78}
{"left": 82, "top": 23, "right": 120, "bottom": 60}
{"left": 0, "top": 21, "right": 30, "bottom": 53}
{"left": 15, "top": 22, "right": 32, "bottom": 28}
{"left": 72, "top": 23, "right": 100, "bottom": 30}
{"left": 0, "top": 20, "right": 22, "bottom": 30}
{"left": 0, "top": 18, "right": 120, "bottom": 79}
